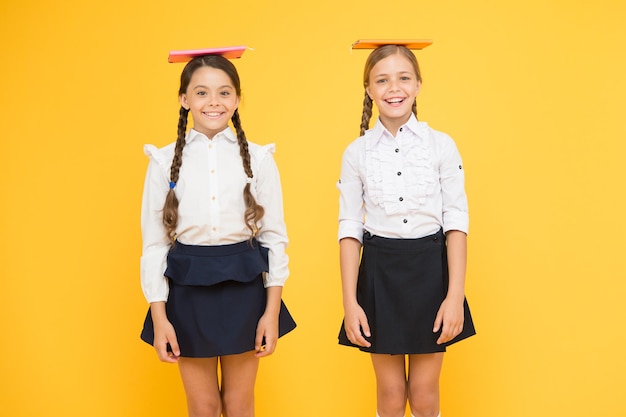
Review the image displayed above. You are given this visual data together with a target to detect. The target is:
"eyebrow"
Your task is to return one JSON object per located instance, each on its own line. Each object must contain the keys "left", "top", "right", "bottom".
{"left": 373, "top": 71, "right": 413, "bottom": 77}
{"left": 192, "top": 84, "right": 234, "bottom": 90}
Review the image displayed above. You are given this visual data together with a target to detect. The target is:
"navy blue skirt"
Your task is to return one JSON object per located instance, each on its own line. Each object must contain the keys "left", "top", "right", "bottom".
{"left": 338, "top": 229, "right": 475, "bottom": 354}
{"left": 141, "top": 239, "right": 296, "bottom": 358}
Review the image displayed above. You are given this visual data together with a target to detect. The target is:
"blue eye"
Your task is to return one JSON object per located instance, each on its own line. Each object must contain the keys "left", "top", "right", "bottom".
{"left": 220, "top": 91, "right": 230, "bottom": 96}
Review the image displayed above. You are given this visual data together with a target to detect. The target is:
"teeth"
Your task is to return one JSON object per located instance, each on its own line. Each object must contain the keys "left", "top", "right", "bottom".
{"left": 205, "top": 112, "right": 221, "bottom": 117}
{"left": 387, "top": 98, "right": 404, "bottom": 104}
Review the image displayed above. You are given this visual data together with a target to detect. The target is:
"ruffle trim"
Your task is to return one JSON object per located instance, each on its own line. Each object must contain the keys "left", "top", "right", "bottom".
{"left": 364, "top": 123, "right": 437, "bottom": 215}
{"left": 165, "top": 240, "right": 269, "bottom": 287}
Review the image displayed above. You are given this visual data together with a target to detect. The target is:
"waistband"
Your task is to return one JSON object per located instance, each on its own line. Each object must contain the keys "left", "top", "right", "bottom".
{"left": 363, "top": 228, "right": 444, "bottom": 250}
{"left": 171, "top": 239, "right": 259, "bottom": 257}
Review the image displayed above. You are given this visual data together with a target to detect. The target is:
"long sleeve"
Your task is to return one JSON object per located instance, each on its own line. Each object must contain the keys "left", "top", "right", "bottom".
{"left": 140, "top": 144, "right": 174, "bottom": 303}
{"left": 437, "top": 135, "right": 469, "bottom": 234}
{"left": 337, "top": 140, "right": 366, "bottom": 243}
{"left": 253, "top": 144, "right": 289, "bottom": 287}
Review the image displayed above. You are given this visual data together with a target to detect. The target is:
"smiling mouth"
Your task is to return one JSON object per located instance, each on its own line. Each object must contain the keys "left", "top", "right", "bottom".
{"left": 204, "top": 111, "right": 223, "bottom": 117}
{"left": 385, "top": 98, "right": 405, "bottom": 104}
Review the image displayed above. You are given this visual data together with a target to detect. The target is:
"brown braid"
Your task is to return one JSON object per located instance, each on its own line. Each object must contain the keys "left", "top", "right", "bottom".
{"left": 360, "top": 92, "right": 373, "bottom": 136}
{"left": 231, "top": 108, "right": 265, "bottom": 237}
{"left": 162, "top": 106, "right": 189, "bottom": 241}
{"left": 412, "top": 99, "right": 418, "bottom": 119}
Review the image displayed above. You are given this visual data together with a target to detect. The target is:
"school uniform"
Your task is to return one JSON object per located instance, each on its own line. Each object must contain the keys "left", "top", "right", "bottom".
{"left": 337, "top": 114, "right": 475, "bottom": 354}
{"left": 140, "top": 127, "right": 295, "bottom": 358}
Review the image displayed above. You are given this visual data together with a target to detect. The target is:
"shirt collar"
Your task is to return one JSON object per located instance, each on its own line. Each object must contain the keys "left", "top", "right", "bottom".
{"left": 403, "top": 113, "right": 422, "bottom": 136}
{"left": 185, "top": 127, "right": 238, "bottom": 144}
{"left": 369, "top": 113, "right": 422, "bottom": 142}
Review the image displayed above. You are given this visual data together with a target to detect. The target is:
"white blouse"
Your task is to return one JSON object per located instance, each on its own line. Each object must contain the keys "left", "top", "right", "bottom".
{"left": 140, "top": 127, "right": 289, "bottom": 303}
{"left": 338, "top": 114, "right": 468, "bottom": 243}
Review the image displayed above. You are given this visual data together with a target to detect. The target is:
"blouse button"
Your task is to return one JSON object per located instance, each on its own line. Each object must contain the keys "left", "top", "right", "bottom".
{"left": 399, "top": 197, "right": 404, "bottom": 202}
{"left": 397, "top": 172, "right": 402, "bottom": 176}
{"left": 399, "top": 127, "right": 403, "bottom": 132}
{"left": 395, "top": 148, "right": 399, "bottom": 153}
{"left": 403, "top": 219, "right": 408, "bottom": 224}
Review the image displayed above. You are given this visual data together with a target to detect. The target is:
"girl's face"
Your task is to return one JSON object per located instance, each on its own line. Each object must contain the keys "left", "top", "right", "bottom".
{"left": 180, "top": 66, "right": 240, "bottom": 139}
{"left": 366, "top": 52, "right": 421, "bottom": 135}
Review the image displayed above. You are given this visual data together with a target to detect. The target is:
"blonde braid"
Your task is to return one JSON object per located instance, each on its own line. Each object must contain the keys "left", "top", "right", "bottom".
{"left": 360, "top": 92, "right": 373, "bottom": 136}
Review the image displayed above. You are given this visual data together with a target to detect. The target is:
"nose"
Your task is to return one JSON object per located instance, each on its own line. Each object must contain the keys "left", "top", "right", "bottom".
{"left": 207, "top": 93, "right": 220, "bottom": 105}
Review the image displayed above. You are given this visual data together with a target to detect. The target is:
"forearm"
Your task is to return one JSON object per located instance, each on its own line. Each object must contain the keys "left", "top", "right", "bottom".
{"left": 340, "top": 237, "right": 362, "bottom": 308}
{"left": 445, "top": 230, "right": 467, "bottom": 301}
{"left": 150, "top": 301, "right": 168, "bottom": 322}
{"left": 264, "top": 285, "right": 283, "bottom": 316}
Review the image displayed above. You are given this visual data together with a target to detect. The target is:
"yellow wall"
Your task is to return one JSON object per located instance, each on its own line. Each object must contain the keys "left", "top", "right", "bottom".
{"left": 1, "top": 0, "right": 625, "bottom": 416}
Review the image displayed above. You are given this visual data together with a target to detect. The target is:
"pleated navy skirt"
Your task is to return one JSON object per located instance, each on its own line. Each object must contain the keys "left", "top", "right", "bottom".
{"left": 141, "top": 239, "right": 296, "bottom": 358}
{"left": 338, "top": 229, "right": 475, "bottom": 354}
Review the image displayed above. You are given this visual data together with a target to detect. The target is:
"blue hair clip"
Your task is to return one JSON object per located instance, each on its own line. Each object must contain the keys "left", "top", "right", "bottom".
{"left": 169, "top": 181, "right": 176, "bottom": 189}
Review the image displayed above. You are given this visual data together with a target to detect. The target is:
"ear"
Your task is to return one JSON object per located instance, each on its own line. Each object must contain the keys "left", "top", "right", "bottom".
{"left": 365, "top": 87, "right": 372, "bottom": 100}
{"left": 179, "top": 94, "right": 190, "bottom": 110}
{"left": 415, "top": 80, "right": 422, "bottom": 96}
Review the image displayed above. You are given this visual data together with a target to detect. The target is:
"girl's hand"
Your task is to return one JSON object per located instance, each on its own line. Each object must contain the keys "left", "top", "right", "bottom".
{"left": 150, "top": 302, "right": 180, "bottom": 363}
{"left": 152, "top": 318, "right": 180, "bottom": 362}
{"left": 344, "top": 302, "right": 371, "bottom": 348}
{"left": 255, "top": 312, "right": 279, "bottom": 358}
{"left": 433, "top": 297, "right": 464, "bottom": 345}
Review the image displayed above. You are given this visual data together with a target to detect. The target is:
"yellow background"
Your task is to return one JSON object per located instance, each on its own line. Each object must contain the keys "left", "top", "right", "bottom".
{"left": 1, "top": 0, "right": 625, "bottom": 416}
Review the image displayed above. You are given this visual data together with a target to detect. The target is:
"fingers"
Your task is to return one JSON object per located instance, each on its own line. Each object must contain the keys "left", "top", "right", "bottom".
{"left": 255, "top": 316, "right": 278, "bottom": 358}
{"left": 167, "top": 336, "right": 181, "bottom": 361}
{"left": 155, "top": 340, "right": 179, "bottom": 363}
{"left": 346, "top": 314, "right": 371, "bottom": 348}
{"left": 347, "top": 328, "right": 371, "bottom": 347}
{"left": 361, "top": 318, "right": 371, "bottom": 339}
{"left": 433, "top": 308, "right": 443, "bottom": 333}
{"left": 254, "top": 326, "right": 264, "bottom": 353}
{"left": 154, "top": 324, "right": 180, "bottom": 363}
{"left": 436, "top": 315, "right": 464, "bottom": 345}
{"left": 255, "top": 334, "right": 277, "bottom": 358}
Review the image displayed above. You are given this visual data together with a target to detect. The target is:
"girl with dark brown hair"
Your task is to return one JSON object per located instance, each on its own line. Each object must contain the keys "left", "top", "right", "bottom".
{"left": 337, "top": 43, "right": 475, "bottom": 417}
{"left": 139, "top": 51, "right": 295, "bottom": 417}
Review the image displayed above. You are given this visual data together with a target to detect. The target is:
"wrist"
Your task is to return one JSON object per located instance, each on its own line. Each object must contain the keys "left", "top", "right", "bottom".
{"left": 343, "top": 298, "right": 359, "bottom": 309}
{"left": 150, "top": 301, "right": 168, "bottom": 321}
{"left": 445, "top": 289, "right": 465, "bottom": 303}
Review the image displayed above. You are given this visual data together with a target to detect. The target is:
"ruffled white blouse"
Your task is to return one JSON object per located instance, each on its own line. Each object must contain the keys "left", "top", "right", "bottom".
{"left": 338, "top": 114, "right": 468, "bottom": 243}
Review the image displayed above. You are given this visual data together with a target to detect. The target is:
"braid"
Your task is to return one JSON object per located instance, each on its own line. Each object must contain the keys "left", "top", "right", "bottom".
{"left": 162, "top": 106, "right": 189, "bottom": 242}
{"left": 231, "top": 109, "right": 265, "bottom": 237}
{"left": 412, "top": 99, "right": 418, "bottom": 120}
{"left": 360, "top": 92, "right": 373, "bottom": 136}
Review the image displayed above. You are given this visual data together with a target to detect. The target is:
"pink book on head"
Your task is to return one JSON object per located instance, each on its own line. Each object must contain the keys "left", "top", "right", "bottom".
{"left": 168, "top": 46, "right": 247, "bottom": 63}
